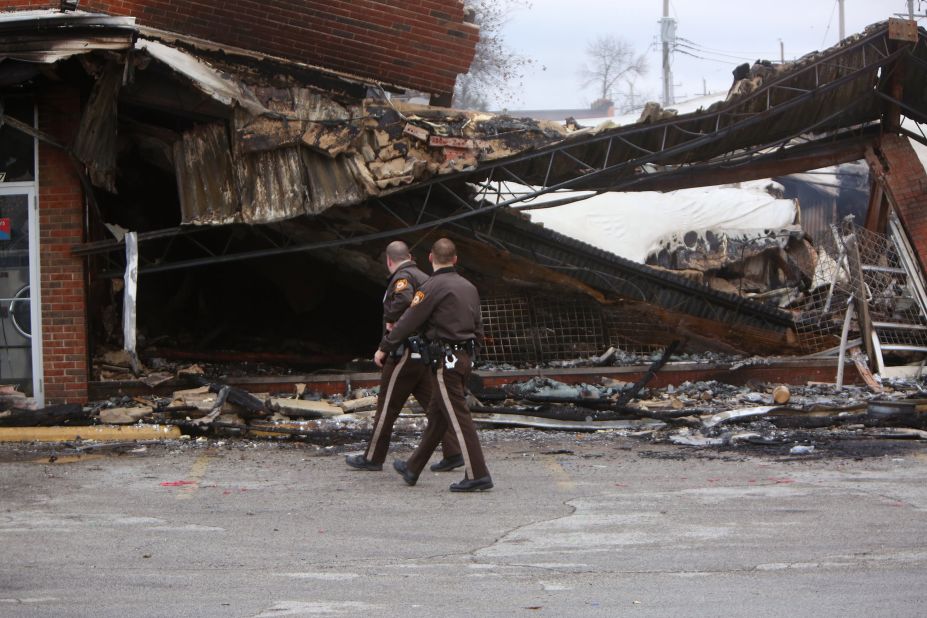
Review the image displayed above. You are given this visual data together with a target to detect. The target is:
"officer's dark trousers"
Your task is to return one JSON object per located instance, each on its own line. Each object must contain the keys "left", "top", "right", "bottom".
{"left": 406, "top": 350, "right": 490, "bottom": 480}
{"left": 365, "top": 349, "right": 461, "bottom": 464}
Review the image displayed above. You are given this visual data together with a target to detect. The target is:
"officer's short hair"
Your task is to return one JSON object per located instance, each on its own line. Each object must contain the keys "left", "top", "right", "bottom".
{"left": 386, "top": 240, "right": 411, "bottom": 262}
{"left": 431, "top": 238, "right": 456, "bottom": 263}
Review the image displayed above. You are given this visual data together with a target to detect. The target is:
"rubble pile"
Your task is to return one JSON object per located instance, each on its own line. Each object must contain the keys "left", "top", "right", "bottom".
{"left": 647, "top": 227, "right": 814, "bottom": 305}
{"left": 91, "top": 348, "right": 341, "bottom": 383}
{"left": 469, "top": 375, "right": 927, "bottom": 453}
{"left": 3, "top": 368, "right": 927, "bottom": 458}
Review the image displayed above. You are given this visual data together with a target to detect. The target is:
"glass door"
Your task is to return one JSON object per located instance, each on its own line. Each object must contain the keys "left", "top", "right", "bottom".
{"left": 0, "top": 188, "right": 42, "bottom": 403}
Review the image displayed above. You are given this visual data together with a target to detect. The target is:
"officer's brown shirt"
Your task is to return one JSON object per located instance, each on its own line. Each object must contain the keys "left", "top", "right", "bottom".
{"left": 382, "top": 260, "right": 429, "bottom": 333}
{"left": 380, "top": 266, "right": 482, "bottom": 352}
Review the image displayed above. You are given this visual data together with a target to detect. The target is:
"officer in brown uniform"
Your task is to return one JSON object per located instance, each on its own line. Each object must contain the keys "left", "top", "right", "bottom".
{"left": 346, "top": 240, "right": 462, "bottom": 472}
{"left": 375, "top": 238, "right": 492, "bottom": 492}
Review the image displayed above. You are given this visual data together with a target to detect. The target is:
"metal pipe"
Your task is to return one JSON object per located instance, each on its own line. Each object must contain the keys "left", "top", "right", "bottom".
{"left": 839, "top": 0, "right": 845, "bottom": 41}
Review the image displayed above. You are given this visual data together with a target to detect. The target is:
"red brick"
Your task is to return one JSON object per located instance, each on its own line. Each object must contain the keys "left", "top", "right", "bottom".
{"left": 881, "top": 135, "right": 927, "bottom": 279}
{"left": 4, "top": 1, "right": 476, "bottom": 96}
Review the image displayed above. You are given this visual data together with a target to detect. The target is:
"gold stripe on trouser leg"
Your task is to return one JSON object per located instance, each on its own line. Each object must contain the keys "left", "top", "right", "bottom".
{"left": 437, "top": 365, "right": 473, "bottom": 479}
{"left": 366, "top": 349, "right": 409, "bottom": 460}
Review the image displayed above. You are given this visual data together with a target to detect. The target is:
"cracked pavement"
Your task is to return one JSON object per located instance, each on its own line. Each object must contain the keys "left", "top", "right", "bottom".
{"left": 1, "top": 431, "right": 926, "bottom": 617}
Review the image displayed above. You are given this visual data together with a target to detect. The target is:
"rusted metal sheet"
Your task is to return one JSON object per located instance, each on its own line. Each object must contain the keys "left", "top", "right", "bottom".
{"left": 236, "top": 147, "right": 308, "bottom": 224}
{"left": 177, "top": 124, "right": 373, "bottom": 224}
{"left": 73, "top": 60, "right": 123, "bottom": 193}
{"left": 302, "top": 149, "right": 367, "bottom": 214}
{"left": 888, "top": 18, "right": 918, "bottom": 42}
{"left": 174, "top": 123, "right": 239, "bottom": 225}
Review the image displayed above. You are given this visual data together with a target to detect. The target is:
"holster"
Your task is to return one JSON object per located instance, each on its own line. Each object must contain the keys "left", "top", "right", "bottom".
{"left": 407, "top": 336, "right": 428, "bottom": 364}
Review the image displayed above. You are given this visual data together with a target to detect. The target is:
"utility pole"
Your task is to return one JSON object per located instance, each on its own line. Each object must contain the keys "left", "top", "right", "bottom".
{"left": 779, "top": 39, "right": 784, "bottom": 63}
{"left": 910, "top": 0, "right": 915, "bottom": 19}
{"left": 838, "top": 0, "right": 845, "bottom": 40}
{"left": 660, "top": 0, "right": 676, "bottom": 106}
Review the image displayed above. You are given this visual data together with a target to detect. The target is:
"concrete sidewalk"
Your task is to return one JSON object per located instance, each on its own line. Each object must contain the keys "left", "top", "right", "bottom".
{"left": 1, "top": 431, "right": 926, "bottom": 617}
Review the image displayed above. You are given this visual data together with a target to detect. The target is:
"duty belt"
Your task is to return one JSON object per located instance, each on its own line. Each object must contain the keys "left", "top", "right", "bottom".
{"left": 421, "top": 339, "right": 476, "bottom": 369}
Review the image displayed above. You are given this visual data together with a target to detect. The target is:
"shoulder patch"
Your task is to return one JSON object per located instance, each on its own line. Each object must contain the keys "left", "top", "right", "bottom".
{"left": 411, "top": 290, "right": 426, "bottom": 306}
{"left": 394, "top": 278, "right": 409, "bottom": 292}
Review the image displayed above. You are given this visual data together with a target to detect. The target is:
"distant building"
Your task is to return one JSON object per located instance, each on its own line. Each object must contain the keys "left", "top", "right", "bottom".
{"left": 502, "top": 98, "right": 614, "bottom": 122}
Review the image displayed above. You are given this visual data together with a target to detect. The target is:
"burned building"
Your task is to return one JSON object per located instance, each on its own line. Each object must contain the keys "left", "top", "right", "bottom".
{"left": 0, "top": 1, "right": 480, "bottom": 404}
{"left": 3, "top": 4, "right": 927, "bottom": 406}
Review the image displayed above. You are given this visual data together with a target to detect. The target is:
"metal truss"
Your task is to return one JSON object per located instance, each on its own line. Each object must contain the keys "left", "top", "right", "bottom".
{"left": 88, "top": 223, "right": 299, "bottom": 277}
{"left": 77, "top": 24, "right": 914, "bottom": 276}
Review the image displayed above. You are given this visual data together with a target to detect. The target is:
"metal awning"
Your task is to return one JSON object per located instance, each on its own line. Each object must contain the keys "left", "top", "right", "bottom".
{"left": 0, "top": 9, "right": 137, "bottom": 62}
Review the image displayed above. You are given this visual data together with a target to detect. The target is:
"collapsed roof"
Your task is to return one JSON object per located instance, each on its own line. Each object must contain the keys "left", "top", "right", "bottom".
{"left": 3, "top": 10, "right": 927, "bottom": 363}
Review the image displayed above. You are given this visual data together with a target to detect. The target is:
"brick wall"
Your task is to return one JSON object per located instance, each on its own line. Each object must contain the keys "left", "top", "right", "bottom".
{"left": 36, "top": 85, "right": 89, "bottom": 404}
{"left": 878, "top": 134, "right": 927, "bottom": 275}
{"left": 6, "top": 1, "right": 478, "bottom": 97}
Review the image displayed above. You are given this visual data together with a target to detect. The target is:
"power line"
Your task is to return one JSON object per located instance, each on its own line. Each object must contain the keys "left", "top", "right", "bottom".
{"left": 673, "top": 48, "right": 742, "bottom": 65}
{"left": 821, "top": 0, "right": 838, "bottom": 48}
{"left": 674, "top": 41, "right": 767, "bottom": 63}
{"left": 676, "top": 37, "right": 779, "bottom": 58}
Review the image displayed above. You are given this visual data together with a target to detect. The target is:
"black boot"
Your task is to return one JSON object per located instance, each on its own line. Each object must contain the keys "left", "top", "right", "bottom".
{"left": 345, "top": 454, "right": 382, "bottom": 471}
{"left": 393, "top": 460, "right": 419, "bottom": 486}
{"left": 430, "top": 454, "right": 465, "bottom": 472}
{"left": 449, "top": 475, "right": 493, "bottom": 492}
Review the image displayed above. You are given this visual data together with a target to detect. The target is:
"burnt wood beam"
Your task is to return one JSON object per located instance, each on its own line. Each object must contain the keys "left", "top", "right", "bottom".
{"left": 864, "top": 145, "right": 888, "bottom": 232}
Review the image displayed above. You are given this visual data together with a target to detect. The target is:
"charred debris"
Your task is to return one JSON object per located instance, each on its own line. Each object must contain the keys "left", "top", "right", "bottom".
{"left": 4, "top": 367, "right": 927, "bottom": 458}
{"left": 3, "top": 13, "right": 927, "bottom": 443}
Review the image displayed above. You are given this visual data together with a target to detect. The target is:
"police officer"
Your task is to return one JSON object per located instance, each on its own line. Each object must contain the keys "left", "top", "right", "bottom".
{"left": 375, "top": 238, "right": 492, "bottom": 492}
{"left": 346, "top": 241, "right": 462, "bottom": 472}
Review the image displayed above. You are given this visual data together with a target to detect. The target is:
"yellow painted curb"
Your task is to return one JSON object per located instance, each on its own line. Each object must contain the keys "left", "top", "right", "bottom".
{"left": 0, "top": 424, "right": 182, "bottom": 443}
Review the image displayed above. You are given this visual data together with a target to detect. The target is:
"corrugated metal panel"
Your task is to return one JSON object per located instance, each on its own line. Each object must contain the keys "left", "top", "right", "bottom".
{"left": 174, "top": 123, "right": 239, "bottom": 225}
{"left": 302, "top": 149, "right": 367, "bottom": 214}
{"left": 799, "top": 200, "right": 837, "bottom": 245}
{"left": 72, "top": 60, "right": 122, "bottom": 193}
{"left": 236, "top": 147, "right": 308, "bottom": 223}
{"left": 176, "top": 126, "right": 373, "bottom": 224}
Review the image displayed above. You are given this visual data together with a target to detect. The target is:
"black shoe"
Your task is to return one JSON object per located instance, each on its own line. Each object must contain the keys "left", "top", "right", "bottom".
{"left": 449, "top": 476, "right": 493, "bottom": 492}
{"left": 393, "top": 460, "right": 419, "bottom": 486}
{"left": 345, "top": 454, "right": 382, "bottom": 471}
{"left": 430, "top": 454, "right": 465, "bottom": 472}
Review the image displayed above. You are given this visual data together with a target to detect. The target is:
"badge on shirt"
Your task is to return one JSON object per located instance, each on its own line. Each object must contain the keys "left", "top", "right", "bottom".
{"left": 411, "top": 290, "right": 425, "bottom": 306}
{"left": 394, "top": 278, "right": 409, "bottom": 292}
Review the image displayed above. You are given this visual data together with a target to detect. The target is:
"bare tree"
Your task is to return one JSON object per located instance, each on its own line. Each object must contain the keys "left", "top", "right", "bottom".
{"left": 580, "top": 35, "right": 648, "bottom": 110}
{"left": 453, "top": 1, "right": 534, "bottom": 111}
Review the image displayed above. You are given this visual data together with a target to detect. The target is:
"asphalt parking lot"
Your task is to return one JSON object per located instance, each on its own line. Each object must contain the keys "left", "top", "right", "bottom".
{"left": 2, "top": 430, "right": 926, "bottom": 617}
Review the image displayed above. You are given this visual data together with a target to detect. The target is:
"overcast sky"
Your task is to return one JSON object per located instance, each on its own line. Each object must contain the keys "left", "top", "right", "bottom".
{"left": 496, "top": 0, "right": 912, "bottom": 111}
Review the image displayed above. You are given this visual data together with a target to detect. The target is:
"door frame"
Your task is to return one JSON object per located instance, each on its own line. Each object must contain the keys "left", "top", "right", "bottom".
{"left": 0, "top": 183, "right": 45, "bottom": 407}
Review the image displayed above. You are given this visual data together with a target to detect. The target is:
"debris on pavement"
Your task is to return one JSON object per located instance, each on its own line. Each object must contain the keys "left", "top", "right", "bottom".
{"left": 3, "top": 363, "right": 927, "bottom": 464}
